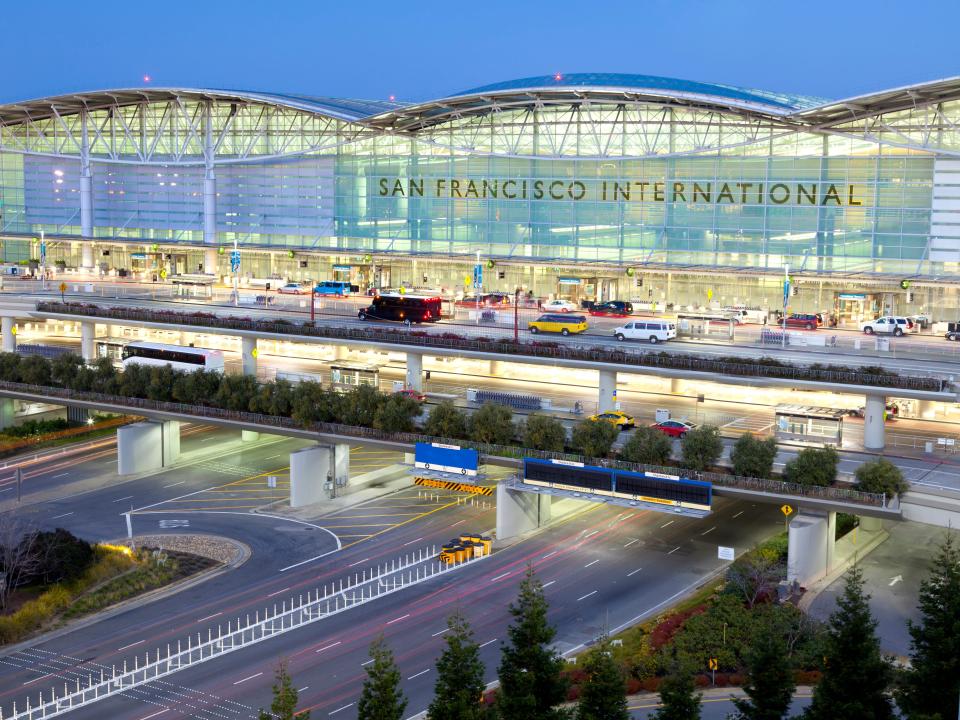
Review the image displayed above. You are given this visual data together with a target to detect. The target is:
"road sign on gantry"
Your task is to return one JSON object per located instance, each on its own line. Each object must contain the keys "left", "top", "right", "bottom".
{"left": 413, "top": 441, "right": 479, "bottom": 478}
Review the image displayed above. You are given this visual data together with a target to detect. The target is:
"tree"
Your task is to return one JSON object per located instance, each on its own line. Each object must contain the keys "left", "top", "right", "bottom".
{"left": 680, "top": 425, "right": 723, "bottom": 471}
{"left": 496, "top": 566, "right": 567, "bottom": 720}
{"left": 725, "top": 544, "right": 785, "bottom": 609}
{"left": 19, "top": 355, "right": 52, "bottom": 386}
{"left": 576, "top": 634, "right": 628, "bottom": 720}
{"left": 523, "top": 414, "right": 566, "bottom": 452}
{"left": 571, "top": 419, "right": 619, "bottom": 459}
{"left": 619, "top": 425, "right": 673, "bottom": 466}
{"left": 469, "top": 403, "right": 515, "bottom": 445}
{"left": 730, "top": 621, "right": 795, "bottom": 720}
{"left": 358, "top": 635, "right": 407, "bottom": 720}
{"left": 897, "top": 533, "right": 960, "bottom": 720}
{"left": 854, "top": 458, "right": 908, "bottom": 499}
{"left": 257, "top": 660, "right": 310, "bottom": 720}
{"left": 730, "top": 434, "right": 778, "bottom": 479}
{"left": 652, "top": 664, "right": 700, "bottom": 720}
{"left": 374, "top": 394, "right": 421, "bottom": 433}
{"left": 783, "top": 447, "right": 838, "bottom": 487}
{"left": 424, "top": 401, "right": 468, "bottom": 439}
{"left": 27, "top": 529, "right": 94, "bottom": 585}
{"left": 803, "top": 565, "right": 895, "bottom": 720}
{"left": 427, "top": 610, "right": 487, "bottom": 720}
{"left": 0, "top": 515, "right": 39, "bottom": 610}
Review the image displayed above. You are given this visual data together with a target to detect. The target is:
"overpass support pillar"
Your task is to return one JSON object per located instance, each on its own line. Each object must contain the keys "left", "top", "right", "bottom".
{"left": 670, "top": 378, "right": 682, "bottom": 395}
{"left": 489, "top": 359, "right": 505, "bottom": 376}
{"left": 203, "top": 248, "right": 218, "bottom": 276}
{"left": 787, "top": 511, "right": 836, "bottom": 587}
{"left": 863, "top": 394, "right": 886, "bottom": 450}
{"left": 0, "top": 398, "right": 13, "bottom": 431}
{"left": 80, "top": 242, "right": 95, "bottom": 271}
{"left": 80, "top": 321, "right": 95, "bottom": 363}
{"left": 117, "top": 420, "right": 180, "bottom": 475}
{"left": 289, "top": 444, "right": 350, "bottom": 508}
{"left": 598, "top": 369, "right": 617, "bottom": 412}
{"left": 334, "top": 344, "right": 348, "bottom": 361}
{"left": 916, "top": 399, "right": 937, "bottom": 420}
{"left": 496, "top": 483, "right": 552, "bottom": 540}
{"left": 241, "top": 336, "right": 259, "bottom": 441}
{"left": 1, "top": 317, "right": 15, "bottom": 353}
{"left": 406, "top": 352, "right": 423, "bottom": 392}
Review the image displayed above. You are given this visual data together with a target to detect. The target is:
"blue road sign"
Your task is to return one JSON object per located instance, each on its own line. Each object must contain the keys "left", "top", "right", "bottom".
{"left": 414, "top": 442, "right": 478, "bottom": 477}
{"left": 473, "top": 263, "right": 483, "bottom": 288}
{"left": 230, "top": 250, "right": 241, "bottom": 272}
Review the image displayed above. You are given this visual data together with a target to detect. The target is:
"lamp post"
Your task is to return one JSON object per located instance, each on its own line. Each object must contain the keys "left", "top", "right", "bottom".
{"left": 39, "top": 230, "right": 46, "bottom": 291}
{"left": 475, "top": 250, "right": 481, "bottom": 327}
{"left": 782, "top": 263, "right": 790, "bottom": 349}
{"left": 514, "top": 287, "right": 520, "bottom": 342}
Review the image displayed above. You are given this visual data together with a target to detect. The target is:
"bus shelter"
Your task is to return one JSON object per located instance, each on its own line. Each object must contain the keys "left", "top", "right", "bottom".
{"left": 675, "top": 313, "right": 736, "bottom": 341}
{"left": 774, "top": 405, "right": 846, "bottom": 446}
{"left": 330, "top": 363, "right": 380, "bottom": 390}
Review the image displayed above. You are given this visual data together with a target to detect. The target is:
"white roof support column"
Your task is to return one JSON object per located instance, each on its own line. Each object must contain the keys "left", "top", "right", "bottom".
{"left": 79, "top": 108, "right": 94, "bottom": 262}
{"left": 203, "top": 100, "right": 218, "bottom": 251}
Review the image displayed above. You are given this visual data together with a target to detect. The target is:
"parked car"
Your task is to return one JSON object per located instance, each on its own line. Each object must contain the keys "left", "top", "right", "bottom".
{"left": 848, "top": 402, "right": 900, "bottom": 421}
{"left": 860, "top": 316, "right": 911, "bottom": 336}
{"left": 455, "top": 293, "right": 512, "bottom": 308}
{"left": 589, "top": 301, "right": 634, "bottom": 317}
{"left": 652, "top": 419, "right": 697, "bottom": 438}
{"left": 588, "top": 410, "right": 636, "bottom": 429}
{"left": 945, "top": 322, "right": 960, "bottom": 341}
{"left": 277, "top": 282, "right": 310, "bottom": 295}
{"left": 396, "top": 388, "right": 427, "bottom": 403}
{"left": 541, "top": 299, "right": 579, "bottom": 313}
{"left": 613, "top": 320, "right": 677, "bottom": 344}
{"left": 782, "top": 313, "right": 820, "bottom": 330}
{"left": 313, "top": 280, "right": 353, "bottom": 296}
{"left": 528, "top": 313, "right": 588, "bottom": 336}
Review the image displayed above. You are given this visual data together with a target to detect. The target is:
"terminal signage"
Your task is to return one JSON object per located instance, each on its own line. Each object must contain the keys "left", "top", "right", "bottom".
{"left": 414, "top": 442, "right": 478, "bottom": 477}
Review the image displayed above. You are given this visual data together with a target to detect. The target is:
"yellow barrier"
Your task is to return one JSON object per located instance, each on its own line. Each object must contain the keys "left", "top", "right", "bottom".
{"left": 414, "top": 476, "right": 493, "bottom": 496}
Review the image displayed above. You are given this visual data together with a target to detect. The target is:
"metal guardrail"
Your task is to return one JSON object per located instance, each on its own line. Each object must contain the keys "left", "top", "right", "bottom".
{"left": 33, "top": 302, "right": 946, "bottom": 393}
{"left": 0, "top": 380, "right": 890, "bottom": 508}
{"left": 2, "top": 545, "right": 485, "bottom": 720}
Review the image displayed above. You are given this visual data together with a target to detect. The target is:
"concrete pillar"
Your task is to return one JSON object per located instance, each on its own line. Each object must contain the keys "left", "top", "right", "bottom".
{"left": 117, "top": 421, "right": 180, "bottom": 475}
{"left": 670, "top": 378, "right": 682, "bottom": 395}
{"left": 496, "top": 483, "right": 552, "bottom": 540}
{"left": 290, "top": 445, "right": 333, "bottom": 508}
{"left": 1, "top": 317, "right": 16, "bottom": 353}
{"left": 79, "top": 110, "right": 94, "bottom": 260}
{"left": 66, "top": 406, "right": 89, "bottom": 424}
{"left": 863, "top": 394, "right": 886, "bottom": 450}
{"left": 598, "top": 369, "right": 617, "bottom": 412}
{"left": 80, "top": 321, "right": 95, "bottom": 363}
{"left": 334, "top": 344, "right": 349, "bottom": 361}
{"left": 859, "top": 515, "right": 883, "bottom": 533}
{"left": 333, "top": 443, "right": 350, "bottom": 487}
{"left": 241, "top": 336, "right": 258, "bottom": 376}
{"left": 204, "top": 248, "right": 218, "bottom": 276}
{"left": 787, "top": 512, "right": 830, "bottom": 587}
{"left": 80, "top": 243, "right": 95, "bottom": 271}
{"left": 203, "top": 101, "right": 218, "bottom": 251}
{"left": 826, "top": 511, "right": 836, "bottom": 573}
{"left": 0, "top": 398, "right": 13, "bottom": 431}
{"left": 406, "top": 351, "right": 423, "bottom": 392}
{"left": 916, "top": 399, "right": 937, "bottom": 421}
{"left": 242, "top": 430, "right": 260, "bottom": 442}
{"left": 489, "top": 360, "right": 505, "bottom": 376}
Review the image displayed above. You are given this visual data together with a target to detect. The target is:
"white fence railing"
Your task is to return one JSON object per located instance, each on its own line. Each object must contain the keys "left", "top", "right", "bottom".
{"left": 2, "top": 545, "right": 486, "bottom": 720}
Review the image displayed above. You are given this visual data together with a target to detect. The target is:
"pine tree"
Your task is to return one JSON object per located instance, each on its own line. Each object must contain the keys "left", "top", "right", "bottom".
{"left": 257, "top": 660, "right": 310, "bottom": 720}
{"left": 358, "top": 635, "right": 407, "bottom": 720}
{"left": 652, "top": 666, "right": 700, "bottom": 720}
{"left": 897, "top": 533, "right": 960, "bottom": 720}
{"left": 576, "top": 634, "right": 628, "bottom": 720}
{"left": 496, "top": 566, "right": 568, "bottom": 720}
{"left": 804, "top": 565, "right": 894, "bottom": 720}
{"left": 730, "top": 621, "right": 795, "bottom": 720}
{"left": 427, "top": 610, "right": 487, "bottom": 720}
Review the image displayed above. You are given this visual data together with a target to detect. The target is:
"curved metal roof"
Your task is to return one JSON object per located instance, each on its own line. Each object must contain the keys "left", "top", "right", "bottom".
{"left": 792, "top": 75, "right": 960, "bottom": 125}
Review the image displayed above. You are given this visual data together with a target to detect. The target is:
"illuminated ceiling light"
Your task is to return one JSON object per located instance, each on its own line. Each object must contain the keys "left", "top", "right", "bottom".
{"left": 389, "top": 94, "right": 396, "bottom": 102}
{"left": 53, "top": 169, "right": 64, "bottom": 177}
{"left": 554, "top": 72, "right": 563, "bottom": 82}
{"left": 143, "top": 74, "right": 152, "bottom": 83}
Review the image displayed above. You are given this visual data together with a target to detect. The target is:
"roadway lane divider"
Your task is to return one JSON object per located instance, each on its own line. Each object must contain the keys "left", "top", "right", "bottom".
{"left": 414, "top": 477, "right": 493, "bottom": 496}
{"left": 0, "top": 545, "right": 490, "bottom": 720}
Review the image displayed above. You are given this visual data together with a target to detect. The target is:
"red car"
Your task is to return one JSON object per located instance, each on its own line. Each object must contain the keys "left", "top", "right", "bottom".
{"left": 396, "top": 389, "right": 427, "bottom": 403}
{"left": 588, "top": 301, "right": 634, "bottom": 318}
{"left": 782, "top": 313, "right": 821, "bottom": 330}
{"left": 652, "top": 419, "right": 697, "bottom": 438}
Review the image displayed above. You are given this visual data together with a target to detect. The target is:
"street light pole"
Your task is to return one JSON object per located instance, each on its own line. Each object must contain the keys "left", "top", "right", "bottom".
{"left": 782, "top": 263, "right": 790, "bottom": 349}
{"left": 514, "top": 287, "right": 520, "bottom": 342}
{"left": 475, "top": 250, "right": 481, "bottom": 327}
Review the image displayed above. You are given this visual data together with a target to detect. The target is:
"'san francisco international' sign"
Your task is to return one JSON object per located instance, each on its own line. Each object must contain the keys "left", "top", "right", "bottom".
{"left": 378, "top": 177, "right": 864, "bottom": 206}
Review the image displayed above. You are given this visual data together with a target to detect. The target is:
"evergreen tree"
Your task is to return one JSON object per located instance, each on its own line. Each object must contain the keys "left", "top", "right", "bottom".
{"left": 730, "top": 621, "right": 795, "bottom": 720}
{"left": 358, "top": 635, "right": 407, "bottom": 720}
{"left": 897, "top": 533, "right": 960, "bottom": 720}
{"left": 576, "top": 634, "right": 628, "bottom": 720}
{"left": 427, "top": 609, "right": 487, "bottom": 720}
{"left": 652, "top": 666, "right": 700, "bottom": 720}
{"left": 496, "top": 566, "right": 567, "bottom": 720}
{"left": 257, "top": 660, "right": 310, "bottom": 720}
{"left": 803, "top": 565, "right": 894, "bottom": 720}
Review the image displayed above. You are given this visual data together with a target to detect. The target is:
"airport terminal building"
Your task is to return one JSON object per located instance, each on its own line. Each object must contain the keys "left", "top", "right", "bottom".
{"left": 1, "top": 73, "right": 960, "bottom": 319}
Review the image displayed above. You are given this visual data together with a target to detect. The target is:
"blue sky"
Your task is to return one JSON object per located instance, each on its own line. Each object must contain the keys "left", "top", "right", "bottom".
{"left": 3, "top": 0, "right": 955, "bottom": 104}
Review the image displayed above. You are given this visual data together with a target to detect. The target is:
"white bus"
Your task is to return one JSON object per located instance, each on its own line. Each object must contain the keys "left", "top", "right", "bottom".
{"left": 121, "top": 342, "right": 225, "bottom": 373}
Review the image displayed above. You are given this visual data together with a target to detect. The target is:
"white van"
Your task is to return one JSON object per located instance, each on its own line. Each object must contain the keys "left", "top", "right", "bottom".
{"left": 613, "top": 320, "right": 677, "bottom": 344}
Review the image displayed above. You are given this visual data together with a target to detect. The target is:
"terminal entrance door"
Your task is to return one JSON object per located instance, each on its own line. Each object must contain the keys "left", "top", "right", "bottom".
{"left": 555, "top": 277, "right": 618, "bottom": 305}
{"left": 834, "top": 293, "right": 881, "bottom": 327}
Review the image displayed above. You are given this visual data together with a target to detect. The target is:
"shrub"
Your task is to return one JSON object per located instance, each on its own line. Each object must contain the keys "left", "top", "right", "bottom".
{"left": 680, "top": 425, "right": 723, "bottom": 471}
{"left": 523, "top": 414, "right": 566, "bottom": 452}
{"left": 730, "top": 433, "right": 778, "bottom": 479}
{"left": 373, "top": 394, "right": 420, "bottom": 433}
{"left": 468, "top": 402, "right": 515, "bottom": 445}
{"left": 571, "top": 419, "right": 619, "bottom": 458}
{"left": 853, "top": 458, "right": 907, "bottom": 498}
{"left": 620, "top": 425, "right": 673, "bottom": 465}
{"left": 423, "top": 401, "right": 468, "bottom": 439}
{"left": 23, "top": 528, "right": 94, "bottom": 585}
{"left": 1, "top": 418, "right": 70, "bottom": 438}
{"left": 782, "top": 446, "right": 838, "bottom": 487}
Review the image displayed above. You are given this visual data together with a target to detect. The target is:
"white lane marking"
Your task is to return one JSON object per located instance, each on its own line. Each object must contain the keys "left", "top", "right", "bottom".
{"left": 402, "top": 536, "right": 423, "bottom": 546}
{"left": 316, "top": 641, "right": 341, "bottom": 654}
{"left": 541, "top": 551, "right": 557, "bottom": 559}
{"left": 577, "top": 590, "right": 598, "bottom": 602}
{"left": 278, "top": 545, "right": 342, "bottom": 573}
{"left": 348, "top": 557, "right": 370, "bottom": 567}
{"left": 478, "top": 638, "right": 497, "bottom": 649}
{"left": 408, "top": 669, "right": 430, "bottom": 680}
{"left": 431, "top": 628, "right": 449, "bottom": 637}
{"left": 51, "top": 512, "right": 73, "bottom": 519}
{"left": 627, "top": 568, "right": 643, "bottom": 577}
{"left": 265, "top": 454, "right": 284, "bottom": 460}
{"left": 200, "top": 437, "right": 216, "bottom": 442}
{"left": 52, "top": 472, "right": 69, "bottom": 479}
{"left": 330, "top": 703, "right": 354, "bottom": 715}
{"left": 197, "top": 612, "right": 222, "bottom": 623}
{"left": 490, "top": 572, "right": 510, "bottom": 582}
{"left": 732, "top": 511, "right": 744, "bottom": 519}
{"left": 117, "top": 639, "right": 144, "bottom": 651}
{"left": 584, "top": 530, "right": 599, "bottom": 539}
{"left": 112, "top": 495, "right": 134, "bottom": 503}
{"left": 234, "top": 672, "right": 263, "bottom": 685}
{"left": 298, "top": 686, "right": 310, "bottom": 692}
{"left": 387, "top": 614, "right": 410, "bottom": 625}
{"left": 137, "top": 710, "right": 170, "bottom": 720}
{"left": 584, "top": 559, "right": 600, "bottom": 568}
{"left": 361, "top": 659, "right": 374, "bottom": 666}
{"left": 163, "top": 481, "right": 185, "bottom": 488}
{"left": 0, "top": 487, "right": 12, "bottom": 493}
{"left": 267, "top": 586, "right": 291, "bottom": 598}
{"left": 668, "top": 546, "right": 681, "bottom": 555}
{"left": 450, "top": 519, "right": 466, "bottom": 527}
{"left": 660, "top": 520, "right": 675, "bottom": 528}
{"left": 542, "top": 580, "right": 557, "bottom": 588}
{"left": 623, "top": 538, "right": 640, "bottom": 548}
{"left": 700, "top": 526, "right": 716, "bottom": 536}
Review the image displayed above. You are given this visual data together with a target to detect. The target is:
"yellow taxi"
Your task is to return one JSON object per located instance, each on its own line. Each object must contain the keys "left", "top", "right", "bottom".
{"left": 528, "top": 313, "right": 589, "bottom": 336}
{"left": 588, "top": 410, "right": 636, "bottom": 429}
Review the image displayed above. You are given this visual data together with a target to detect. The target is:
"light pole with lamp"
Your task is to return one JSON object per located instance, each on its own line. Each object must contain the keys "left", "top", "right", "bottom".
{"left": 39, "top": 230, "right": 47, "bottom": 291}
{"left": 781, "top": 263, "right": 790, "bottom": 349}
{"left": 475, "top": 250, "right": 481, "bottom": 326}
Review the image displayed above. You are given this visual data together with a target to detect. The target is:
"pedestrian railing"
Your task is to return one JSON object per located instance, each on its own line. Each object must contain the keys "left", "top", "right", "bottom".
{"left": 2, "top": 545, "right": 486, "bottom": 720}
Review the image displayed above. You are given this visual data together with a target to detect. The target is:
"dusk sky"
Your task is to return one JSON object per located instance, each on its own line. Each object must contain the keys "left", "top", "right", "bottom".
{"left": 3, "top": 0, "right": 956, "bottom": 104}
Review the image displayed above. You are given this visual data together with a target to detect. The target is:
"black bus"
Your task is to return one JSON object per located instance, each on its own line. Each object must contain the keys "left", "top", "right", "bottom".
{"left": 358, "top": 293, "right": 442, "bottom": 324}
